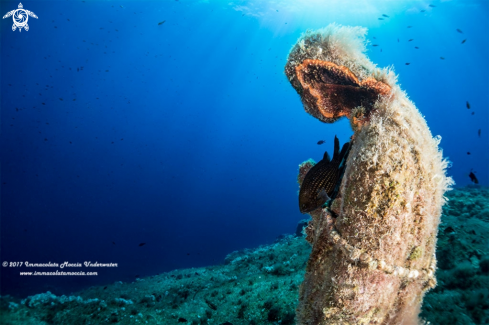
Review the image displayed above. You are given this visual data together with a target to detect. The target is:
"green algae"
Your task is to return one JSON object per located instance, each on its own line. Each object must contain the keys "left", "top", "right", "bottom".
{"left": 408, "top": 246, "right": 423, "bottom": 261}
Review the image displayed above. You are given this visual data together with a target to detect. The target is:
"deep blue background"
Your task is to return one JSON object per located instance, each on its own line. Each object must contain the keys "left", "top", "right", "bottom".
{"left": 1, "top": 0, "right": 488, "bottom": 298}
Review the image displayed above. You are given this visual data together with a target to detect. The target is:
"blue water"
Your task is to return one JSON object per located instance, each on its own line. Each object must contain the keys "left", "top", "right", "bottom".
{"left": 1, "top": 0, "right": 488, "bottom": 298}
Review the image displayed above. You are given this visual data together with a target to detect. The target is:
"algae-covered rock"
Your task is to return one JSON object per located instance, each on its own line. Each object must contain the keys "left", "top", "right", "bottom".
{"left": 0, "top": 193, "right": 487, "bottom": 325}
{"left": 421, "top": 187, "right": 489, "bottom": 325}
{"left": 0, "top": 235, "right": 311, "bottom": 325}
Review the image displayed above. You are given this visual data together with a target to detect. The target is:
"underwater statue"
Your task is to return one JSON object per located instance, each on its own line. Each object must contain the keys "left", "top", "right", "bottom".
{"left": 285, "top": 24, "right": 453, "bottom": 325}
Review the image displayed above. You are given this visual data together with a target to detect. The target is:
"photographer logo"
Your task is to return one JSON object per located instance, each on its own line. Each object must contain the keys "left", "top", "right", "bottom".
{"left": 3, "top": 3, "right": 38, "bottom": 32}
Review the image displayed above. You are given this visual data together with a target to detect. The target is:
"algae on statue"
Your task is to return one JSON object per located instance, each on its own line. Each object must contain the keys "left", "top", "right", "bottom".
{"left": 285, "top": 24, "right": 454, "bottom": 325}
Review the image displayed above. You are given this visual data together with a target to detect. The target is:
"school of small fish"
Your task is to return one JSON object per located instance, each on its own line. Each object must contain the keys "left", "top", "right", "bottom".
{"left": 373, "top": 5, "right": 482, "bottom": 185}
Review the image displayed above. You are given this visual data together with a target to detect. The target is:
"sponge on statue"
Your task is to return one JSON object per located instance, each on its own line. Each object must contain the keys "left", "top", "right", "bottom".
{"left": 286, "top": 24, "right": 454, "bottom": 325}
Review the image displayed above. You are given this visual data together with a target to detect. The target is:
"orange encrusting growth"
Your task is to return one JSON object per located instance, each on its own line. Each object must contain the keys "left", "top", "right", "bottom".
{"left": 295, "top": 59, "right": 391, "bottom": 124}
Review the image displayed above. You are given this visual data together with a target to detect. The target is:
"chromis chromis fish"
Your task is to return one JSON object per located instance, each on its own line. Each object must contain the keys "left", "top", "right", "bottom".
{"left": 299, "top": 136, "right": 350, "bottom": 213}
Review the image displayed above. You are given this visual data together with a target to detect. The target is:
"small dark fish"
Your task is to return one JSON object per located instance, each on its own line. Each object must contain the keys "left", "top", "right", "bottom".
{"left": 415, "top": 46, "right": 419, "bottom": 49}
{"left": 407, "top": 26, "right": 413, "bottom": 28}
{"left": 467, "top": 152, "right": 471, "bottom": 155}
{"left": 461, "top": 39, "right": 466, "bottom": 44}
{"left": 478, "top": 129, "right": 481, "bottom": 137}
{"left": 408, "top": 39, "right": 414, "bottom": 41}
{"left": 456, "top": 29, "right": 463, "bottom": 33}
{"left": 103, "top": 286, "right": 107, "bottom": 290}
{"left": 299, "top": 136, "right": 350, "bottom": 213}
{"left": 381, "top": 49, "right": 382, "bottom": 52}
{"left": 429, "top": 4, "right": 436, "bottom": 7}
{"left": 382, "top": 14, "right": 389, "bottom": 17}
{"left": 317, "top": 140, "right": 325, "bottom": 145}
{"left": 440, "top": 57, "right": 445, "bottom": 60}
{"left": 372, "top": 44, "right": 379, "bottom": 47}
{"left": 472, "top": 112, "right": 475, "bottom": 115}
{"left": 135, "top": 275, "right": 139, "bottom": 278}
{"left": 59, "top": 98, "right": 63, "bottom": 101}
{"left": 421, "top": 10, "right": 426, "bottom": 12}
{"left": 139, "top": 243, "right": 146, "bottom": 247}
{"left": 378, "top": 18, "right": 384, "bottom": 20}
{"left": 158, "top": 20, "right": 166, "bottom": 26}
{"left": 466, "top": 101, "right": 470, "bottom": 109}
{"left": 373, "top": 37, "right": 376, "bottom": 39}
{"left": 469, "top": 170, "right": 478, "bottom": 184}
{"left": 112, "top": 241, "right": 116, "bottom": 245}
{"left": 406, "top": 63, "right": 411, "bottom": 65}
{"left": 398, "top": 38, "right": 400, "bottom": 42}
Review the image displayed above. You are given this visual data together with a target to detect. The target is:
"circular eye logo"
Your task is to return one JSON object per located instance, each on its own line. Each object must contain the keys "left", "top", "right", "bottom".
{"left": 2, "top": 3, "right": 38, "bottom": 32}
{"left": 15, "top": 10, "right": 28, "bottom": 24}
